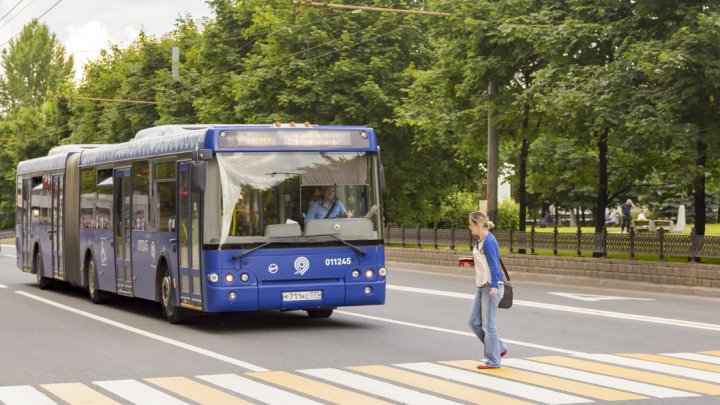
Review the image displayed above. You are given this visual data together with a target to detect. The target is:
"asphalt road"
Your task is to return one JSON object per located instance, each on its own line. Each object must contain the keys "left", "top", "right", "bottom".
{"left": 1, "top": 245, "right": 719, "bottom": 404}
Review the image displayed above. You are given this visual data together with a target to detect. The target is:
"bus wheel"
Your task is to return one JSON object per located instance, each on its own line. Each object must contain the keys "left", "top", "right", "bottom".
{"left": 88, "top": 257, "right": 109, "bottom": 304}
{"left": 306, "top": 308, "right": 334, "bottom": 318}
{"left": 35, "top": 251, "right": 53, "bottom": 290}
{"left": 161, "top": 269, "right": 184, "bottom": 324}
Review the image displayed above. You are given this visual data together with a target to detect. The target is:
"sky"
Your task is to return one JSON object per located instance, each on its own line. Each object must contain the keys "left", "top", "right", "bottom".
{"left": 0, "top": 0, "right": 214, "bottom": 82}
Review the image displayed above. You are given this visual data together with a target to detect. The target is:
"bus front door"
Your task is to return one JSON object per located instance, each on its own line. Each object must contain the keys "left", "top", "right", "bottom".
{"left": 51, "top": 175, "right": 64, "bottom": 279}
{"left": 21, "top": 179, "right": 32, "bottom": 271}
{"left": 114, "top": 168, "right": 133, "bottom": 296}
{"left": 177, "top": 163, "right": 202, "bottom": 310}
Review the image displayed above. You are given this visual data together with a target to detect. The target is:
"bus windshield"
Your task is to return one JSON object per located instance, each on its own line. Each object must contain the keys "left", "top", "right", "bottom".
{"left": 216, "top": 151, "right": 381, "bottom": 244}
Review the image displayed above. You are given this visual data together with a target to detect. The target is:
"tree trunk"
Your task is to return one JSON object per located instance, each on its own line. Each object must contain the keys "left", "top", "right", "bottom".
{"left": 694, "top": 138, "right": 707, "bottom": 236}
{"left": 519, "top": 138, "right": 529, "bottom": 232}
{"left": 595, "top": 129, "right": 609, "bottom": 233}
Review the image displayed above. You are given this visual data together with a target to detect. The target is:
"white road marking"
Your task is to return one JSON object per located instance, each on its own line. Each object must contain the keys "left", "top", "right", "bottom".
{"left": 198, "top": 374, "right": 323, "bottom": 405}
{"left": 549, "top": 292, "right": 654, "bottom": 302}
{"left": 389, "top": 284, "right": 720, "bottom": 331}
{"left": 0, "top": 386, "right": 57, "bottom": 405}
{"left": 300, "top": 368, "right": 462, "bottom": 405}
{"left": 503, "top": 358, "right": 697, "bottom": 398}
{"left": 577, "top": 354, "right": 720, "bottom": 383}
{"left": 335, "top": 310, "right": 586, "bottom": 355}
{"left": 664, "top": 352, "right": 720, "bottom": 365}
{"left": 397, "top": 362, "right": 592, "bottom": 404}
{"left": 15, "top": 291, "right": 267, "bottom": 372}
{"left": 0, "top": 284, "right": 8, "bottom": 288}
{"left": 1, "top": 254, "right": 17, "bottom": 258}
{"left": 93, "top": 380, "right": 188, "bottom": 405}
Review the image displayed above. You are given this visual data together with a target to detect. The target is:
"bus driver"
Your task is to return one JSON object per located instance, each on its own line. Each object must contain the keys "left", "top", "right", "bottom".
{"left": 305, "top": 185, "right": 351, "bottom": 220}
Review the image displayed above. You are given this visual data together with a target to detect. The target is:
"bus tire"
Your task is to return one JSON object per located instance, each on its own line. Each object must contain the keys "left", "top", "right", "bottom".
{"left": 88, "top": 257, "right": 109, "bottom": 304}
{"left": 161, "top": 269, "right": 184, "bottom": 324}
{"left": 306, "top": 308, "right": 334, "bottom": 318}
{"left": 35, "top": 250, "right": 53, "bottom": 290}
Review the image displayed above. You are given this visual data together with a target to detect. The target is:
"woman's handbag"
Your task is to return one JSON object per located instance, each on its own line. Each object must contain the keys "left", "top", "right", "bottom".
{"left": 498, "top": 258, "right": 513, "bottom": 309}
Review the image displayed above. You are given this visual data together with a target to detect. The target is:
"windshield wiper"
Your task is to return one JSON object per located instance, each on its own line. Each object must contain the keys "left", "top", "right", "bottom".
{"left": 233, "top": 240, "right": 275, "bottom": 260}
{"left": 320, "top": 233, "right": 368, "bottom": 256}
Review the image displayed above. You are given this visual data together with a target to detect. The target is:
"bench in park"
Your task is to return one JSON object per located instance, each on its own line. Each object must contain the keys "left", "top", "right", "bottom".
{"left": 633, "top": 219, "right": 650, "bottom": 232}
{"left": 654, "top": 219, "right": 673, "bottom": 231}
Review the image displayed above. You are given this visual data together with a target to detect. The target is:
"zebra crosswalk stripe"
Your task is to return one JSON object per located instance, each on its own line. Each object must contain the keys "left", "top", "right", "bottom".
{"left": 145, "top": 377, "right": 253, "bottom": 405}
{"left": 664, "top": 352, "right": 720, "bottom": 365}
{"left": 578, "top": 353, "right": 720, "bottom": 384}
{"left": 300, "top": 368, "right": 462, "bottom": 405}
{"left": 0, "top": 386, "right": 56, "bottom": 405}
{"left": 620, "top": 353, "right": 720, "bottom": 373}
{"left": 530, "top": 356, "right": 720, "bottom": 395}
{"left": 198, "top": 373, "right": 324, "bottom": 405}
{"left": 41, "top": 383, "right": 120, "bottom": 405}
{"left": 397, "top": 362, "right": 592, "bottom": 405}
{"left": 93, "top": 379, "right": 188, "bottom": 405}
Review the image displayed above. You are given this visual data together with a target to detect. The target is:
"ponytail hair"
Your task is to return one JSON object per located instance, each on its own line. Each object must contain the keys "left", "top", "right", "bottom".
{"left": 469, "top": 211, "right": 495, "bottom": 230}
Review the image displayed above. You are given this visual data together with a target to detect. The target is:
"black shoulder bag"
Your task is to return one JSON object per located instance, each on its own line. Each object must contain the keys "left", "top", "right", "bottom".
{"left": 498, "top": 258, "right": 514, "bottom": 309}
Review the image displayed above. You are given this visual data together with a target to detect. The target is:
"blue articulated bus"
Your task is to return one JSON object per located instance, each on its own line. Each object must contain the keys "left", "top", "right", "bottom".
{"left": 16, "top": 124, "right": 387, "bottom": 323}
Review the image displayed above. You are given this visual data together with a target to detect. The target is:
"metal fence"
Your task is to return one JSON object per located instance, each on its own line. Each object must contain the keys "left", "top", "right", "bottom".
{"left": 385, "top": 225, "right": 720, "bottom": 261}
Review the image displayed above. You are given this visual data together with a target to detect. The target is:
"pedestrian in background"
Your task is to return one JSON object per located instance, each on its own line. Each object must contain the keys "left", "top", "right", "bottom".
{"left": 467, "top": 211, "right": 507, "bottom": 369}
{"left": 620, "top": 199, "right": 635, "bottom": 233}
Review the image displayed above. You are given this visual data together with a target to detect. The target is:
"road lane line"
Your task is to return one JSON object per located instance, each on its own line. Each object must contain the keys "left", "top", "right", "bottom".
{"left": 349, "top": 365, "right": 533, "bottom": 405}
{"left": 41, "top": 383, "right": 120, "bottom": 405}
{"left": 389, "top": 284, "right": 720, "bottom": 331}
{"left": 441, "top": 360, "right": 647, "bottom": 401}
{"left": 665, "top": 352, "right": 720, "bottom": 365}
{"left": 335, "top": 310, "right": 586, "bottom": 355}
{"left": 247, "top": 371, "right": 394, "bottom": 405}
{"left": 397, "top": 362, "right": 592, "bottom": 404}
{"left": 0, "top": 386, "right": 57, "bottom": 405}
{"left": 530, "top": 356, "right": 720, "bottom": 395}
{"left": 198, "top": 374, "right": 323, "bottom": 405}
{"left": 577, "top": 354, "right": 720, "bottom": 384}
{"left": 145, "top": 377, "right": 253, "bottom": 405}
{"left": 15, "top": 290, "right": 267, "bottom": 372}
{"left": 93, "top": 380, "right": 188, "bottom": 405}
{"left": 300, "top": 368, "right": 462, "bottom": 405}
{"left": 619, "top": 353, "right": 720, "bottom": 373}
{"left": 500, "top": 358, "right": 697, "bottom": 398}
{"left": 0, "top": 284, "right": 7, "bottom": 288}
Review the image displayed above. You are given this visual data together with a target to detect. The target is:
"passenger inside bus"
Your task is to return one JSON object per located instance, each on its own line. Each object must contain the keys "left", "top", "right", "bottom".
{"left": 305, "top": 185, "right": 352, "bottom": 221}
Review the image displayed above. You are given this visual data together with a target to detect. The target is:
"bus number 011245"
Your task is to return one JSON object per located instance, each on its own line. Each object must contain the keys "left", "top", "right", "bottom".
{"left": 326, "top": 257, "right": 352, "bottom": 266}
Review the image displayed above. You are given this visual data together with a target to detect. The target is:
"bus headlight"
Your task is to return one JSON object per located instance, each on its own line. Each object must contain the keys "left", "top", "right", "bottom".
{"left": 208, "top": 273, "right": 219, "bottom": 283}
{"left": 365, "top": 269, "right": 374, "bottom": 278}
{"left": 364, "top": 286, "right": 373, "bottom": 295}
{"left": 352, "top": 270, "right": 360, "bottom": 278}
{"left": 240, "top": 273, "right": 249, "bottom": 282}
{"left": 225, "top": 273, "right": 235, "bottom": 284}
{"left": 379, "top": 267, "right": 387, "bottom": 276}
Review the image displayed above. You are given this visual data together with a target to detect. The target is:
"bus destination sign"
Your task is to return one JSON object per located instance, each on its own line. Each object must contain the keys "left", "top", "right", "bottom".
{"left": 218, "top": 130, "right": 371, "bottom": 148}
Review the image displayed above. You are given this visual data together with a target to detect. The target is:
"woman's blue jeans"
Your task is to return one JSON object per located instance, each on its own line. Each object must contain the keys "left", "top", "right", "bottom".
{"left": 468, "top": 284, "right": 505, "bottom": 367}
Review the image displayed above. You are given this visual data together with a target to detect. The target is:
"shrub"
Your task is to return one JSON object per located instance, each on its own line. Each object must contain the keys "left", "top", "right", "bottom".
{"left": 497, "top": 199, "right": 519, "bottom": 230}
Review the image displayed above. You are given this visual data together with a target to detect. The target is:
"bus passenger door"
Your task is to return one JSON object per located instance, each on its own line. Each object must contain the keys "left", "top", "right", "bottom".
{"left": 177, "top": 163, "right": 202, "bottom": 309}
{"left": 21, "top": 179, "right": 32, "bottom": 271}
{"left": 51, "top": 175, "right": 64, "bottom": 279}
{"left": 114, "top": 168, "right": 133, "bottom": 296}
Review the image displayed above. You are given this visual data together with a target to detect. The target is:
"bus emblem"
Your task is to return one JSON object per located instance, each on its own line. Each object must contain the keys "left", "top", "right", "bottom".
{"left": 294, "top": 257, "right": 310, "bottom": 275}
{"left": 268, "top": 263, "right": 278, "bottom": 274}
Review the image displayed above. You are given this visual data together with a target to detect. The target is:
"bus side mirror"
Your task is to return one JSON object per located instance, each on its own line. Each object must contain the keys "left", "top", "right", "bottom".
{"left": 193, "top": 148, "right": 212, "bottom": 161}
{"left": 379, "top": 163, "right": 386, "bottom": 194}
{"left": 191, "top": 161, "right": 206, "bottom": 192}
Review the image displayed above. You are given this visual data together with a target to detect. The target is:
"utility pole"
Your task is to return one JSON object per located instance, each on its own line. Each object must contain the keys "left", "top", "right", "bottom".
{"left": 487, "top": 81, "right": 498, "bottom": 222}
{"left": 172, "top": 47, "right": 180, "bottom": 81}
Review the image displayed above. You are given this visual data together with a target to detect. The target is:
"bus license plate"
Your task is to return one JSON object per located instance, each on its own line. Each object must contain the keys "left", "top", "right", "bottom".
{"left": 282, "top": 291, "right": 322, "bottom": 302}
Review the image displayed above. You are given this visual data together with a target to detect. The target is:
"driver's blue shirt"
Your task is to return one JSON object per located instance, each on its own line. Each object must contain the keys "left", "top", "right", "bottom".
{"left": 306, "top": 199, "right": 347, "bottom": 220}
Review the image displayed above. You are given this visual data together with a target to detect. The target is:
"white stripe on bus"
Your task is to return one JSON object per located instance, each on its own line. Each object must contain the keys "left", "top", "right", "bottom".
{"left": 577, "top": 354, "right": 720, "bottom": 384}
{"left": 300, "top": 368, "right": 462, "bottom": 405}
{"left": 198, "top": 374, "right": 323, "bottom": 405}
{"left": 396, "top": 362, "right": 592, "bottom": 405}
{"left": 93, "top": 380, "right": 188, "bottom": 405}
{"left": 502, "top": 358, "right": 696, "bottom": 398}
{"left": 15, "top": 291, "right": 267, "bottom": 372}
{"left": 0, "top": 386, "right": 56, "bottom": 405}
